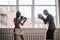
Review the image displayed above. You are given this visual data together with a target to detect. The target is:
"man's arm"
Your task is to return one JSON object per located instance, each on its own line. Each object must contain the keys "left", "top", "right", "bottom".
{"left": 38, "top": 14, "right": 48, "bottom": 24}
{"left": 41, "top": 17, "right": 47, "bottom": 24}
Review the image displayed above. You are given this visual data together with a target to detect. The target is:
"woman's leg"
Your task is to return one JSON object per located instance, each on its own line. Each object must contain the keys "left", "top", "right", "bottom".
{"left": 20, "top": 35, "right": 24, "bottom": 40}
{"left": 14, "top": 34, "right": 18, "bottom": 40}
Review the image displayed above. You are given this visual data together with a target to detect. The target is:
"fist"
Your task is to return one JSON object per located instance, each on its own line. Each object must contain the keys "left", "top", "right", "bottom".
{"left": 21, "top": 16, "right": 24, "bottom": 20}
{"left": 38, "top": 14, "right": 43, "bottom": 19}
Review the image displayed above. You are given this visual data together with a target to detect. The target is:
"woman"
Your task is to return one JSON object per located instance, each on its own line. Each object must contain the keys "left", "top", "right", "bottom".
{"left": 14, "top": 11, "right": 27, "bottom": 40}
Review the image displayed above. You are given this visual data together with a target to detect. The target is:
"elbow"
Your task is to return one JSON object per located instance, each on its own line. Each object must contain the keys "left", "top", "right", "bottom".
{"left": 44, "top": 22, "right": 47, "bottom": 24}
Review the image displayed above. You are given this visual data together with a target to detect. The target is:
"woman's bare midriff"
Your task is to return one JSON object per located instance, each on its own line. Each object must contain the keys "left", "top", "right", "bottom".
{"left": 15, "top": 23, "right": 21, "bottom": 28}
{"left": 14, "top": 18, "right": 21, "bottom": 28}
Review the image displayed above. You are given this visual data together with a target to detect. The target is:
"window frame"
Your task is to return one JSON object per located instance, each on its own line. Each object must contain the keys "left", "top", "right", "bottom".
{"left": 0, "top": 0, "right": 59, "bottom": 28}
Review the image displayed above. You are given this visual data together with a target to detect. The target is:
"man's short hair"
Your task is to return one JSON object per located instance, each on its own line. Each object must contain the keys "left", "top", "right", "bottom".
{"left": 43, "top": 9, "right": 48, "bottom": 12}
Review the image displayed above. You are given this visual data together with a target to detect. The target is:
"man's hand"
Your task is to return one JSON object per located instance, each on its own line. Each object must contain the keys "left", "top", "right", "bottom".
{"left": 38, "top": 14, "right": 43, "bottom": 19}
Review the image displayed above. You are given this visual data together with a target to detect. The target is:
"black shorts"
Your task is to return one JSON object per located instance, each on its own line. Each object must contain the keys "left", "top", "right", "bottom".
{"left": 46, "top": 29, "right": 55, "bottom": 39}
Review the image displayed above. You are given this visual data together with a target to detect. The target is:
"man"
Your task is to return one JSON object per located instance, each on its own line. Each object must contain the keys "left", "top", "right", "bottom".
{"left": 38, "top": 10, "right": 56, "bottom": 40}
{"left": 14, "top": 11, "right": 27, "bottom": 40}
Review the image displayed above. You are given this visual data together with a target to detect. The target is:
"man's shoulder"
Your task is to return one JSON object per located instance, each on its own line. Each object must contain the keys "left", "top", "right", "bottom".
{"left": 48, "top": 14, "right": 53, "bottom": 17}
{"left": 48, "top": 14, "right": 53, "bottom": 20}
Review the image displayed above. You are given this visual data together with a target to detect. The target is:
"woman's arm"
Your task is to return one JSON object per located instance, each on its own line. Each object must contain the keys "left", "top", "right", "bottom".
{"left": 20, "top": 17, "right": 27, "bottom": 26}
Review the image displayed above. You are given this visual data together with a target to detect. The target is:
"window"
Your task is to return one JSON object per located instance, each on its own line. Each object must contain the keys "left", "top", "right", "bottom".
{"left": 19, "top": 6, "right": 31, "bottom": 18}
{"left": 35, "top": 6, "right": 56, "bottom": 28}
{"left": 0, "top": 0, "right": 16, "bottom": 5}
{"left": 19, "top": 6, "right": 32, "bottom": 28}
{"left": 35, "top": 0, "right": 55, "bottom": 5}
{"left": 19, "top": 0, "right": 32, "bottom": 5}
{"left": 0, "top": 0, "right": 59, "bottom": 28}
{"left": 0, "top": 6, "right": 16, "bottom": 28}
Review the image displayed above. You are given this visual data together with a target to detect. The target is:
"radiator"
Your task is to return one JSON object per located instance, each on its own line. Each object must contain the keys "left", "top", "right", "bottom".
{"left": 0, "top": 33, "right": 60, "bottom": 40}
{"left": 27, "top": 34, "right": 45, "bottom": 40}
{"left": 0, "top": 33, "right": 14, "bottom": 40}
{"left": 54, "top": 34, "right": 60, "bottom": 40}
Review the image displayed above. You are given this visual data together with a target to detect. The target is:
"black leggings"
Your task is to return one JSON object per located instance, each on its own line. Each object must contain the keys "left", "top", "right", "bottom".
{"left": 46, "top": 29, "right": 55, "bottom": 39}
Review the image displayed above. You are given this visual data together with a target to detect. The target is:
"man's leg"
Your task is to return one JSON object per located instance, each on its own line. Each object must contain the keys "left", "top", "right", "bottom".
{"left": 46, "top": 29, "right": 55, "bottom": 40}
{"left": 20, "top": 35, "right": 24, "bottom": 40}
{"left": 46, "top": 38, "right": 54, "bottom": 40}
